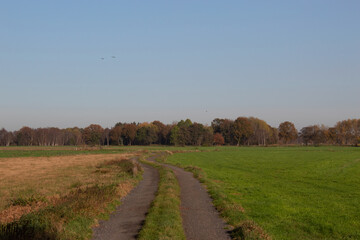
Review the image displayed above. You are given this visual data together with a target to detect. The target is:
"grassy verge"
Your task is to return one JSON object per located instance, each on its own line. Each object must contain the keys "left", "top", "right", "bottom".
{"left": 0, "top": 158, "right": 143, "bottom": 240}
{"left": 181, "top": 165, "right": 270, "bottom": 240}
{"left": 161, "top": 154, "right": 269, "bottom": 239}
{"left": 138, "top": 156, "right": 185, "bottom": 240}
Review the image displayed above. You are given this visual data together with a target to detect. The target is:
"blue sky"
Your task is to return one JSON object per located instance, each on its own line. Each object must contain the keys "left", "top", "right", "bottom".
{"left": 1, "top": 1, "right": 359, "bottom": 131}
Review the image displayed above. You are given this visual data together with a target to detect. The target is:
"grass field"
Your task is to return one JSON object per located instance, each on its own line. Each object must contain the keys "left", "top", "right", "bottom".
{"left": 0, "top": 145, "right": 214, "bottom": 158}
{"left": 2, "top": 146, "right": 359, "bottom": 239}
{"left": 166, "top": 146, "right": 360, "bottom": 239}
{"left": 0, "top": 146, "right": 131, "bottom": 158}
{"left": 0, "top": 153, "right": 136, "bottom": 212}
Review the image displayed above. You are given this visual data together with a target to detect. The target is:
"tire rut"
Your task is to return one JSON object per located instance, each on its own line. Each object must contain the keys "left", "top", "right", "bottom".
{"left": 92, "top": 163, "right": 159, "bottom": 240}
{"left": 161, "top": 163, "right": 231, "bottom": 240}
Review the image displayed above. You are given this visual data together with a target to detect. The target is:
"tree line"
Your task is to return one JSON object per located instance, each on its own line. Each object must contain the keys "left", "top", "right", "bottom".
{"left": 0, "top": 118, "right": 359, "bottom": 147}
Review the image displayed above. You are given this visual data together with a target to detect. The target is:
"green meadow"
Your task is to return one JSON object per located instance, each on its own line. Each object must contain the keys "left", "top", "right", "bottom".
{"left": 167, "top": 146, "right": 360, "bottom": 239}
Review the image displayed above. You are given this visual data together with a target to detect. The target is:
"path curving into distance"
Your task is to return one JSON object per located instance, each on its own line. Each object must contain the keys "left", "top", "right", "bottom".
{"left": 163, "top": 163, "right": 231, "bottom": 240}
{"left": 92, "top": 163, "right": 159, "bottom": 240}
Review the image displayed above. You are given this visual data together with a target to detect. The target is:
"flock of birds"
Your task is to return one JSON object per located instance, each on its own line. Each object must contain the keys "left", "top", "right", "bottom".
{"left": 100, "top": 56, "right": 116, "bottom": 60}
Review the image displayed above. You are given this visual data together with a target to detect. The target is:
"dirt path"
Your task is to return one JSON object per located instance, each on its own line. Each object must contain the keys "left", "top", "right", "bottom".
{"left": 92, "top": 163, "right": 159, "bottom": 240}
{"left": 163, "top": 163, "right": 231, "bottom": 240}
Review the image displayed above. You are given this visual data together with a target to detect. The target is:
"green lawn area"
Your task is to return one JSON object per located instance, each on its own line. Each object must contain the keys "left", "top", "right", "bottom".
{"left": 166, "top": 146, "right": 360, "bottom": 239}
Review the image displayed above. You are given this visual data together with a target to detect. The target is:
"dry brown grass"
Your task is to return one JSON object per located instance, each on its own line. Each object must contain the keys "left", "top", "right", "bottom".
{"left": 0, "top": 146, "right": 110, "bottom": 151}
{"left": 0, "top": 153, "right": 135, "bottom": 222}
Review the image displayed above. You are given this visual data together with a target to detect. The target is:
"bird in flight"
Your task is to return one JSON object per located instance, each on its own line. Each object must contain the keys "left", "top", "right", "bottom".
{"left": 100, "top": 58, "right": 105, "bottom": 60}
{"left": 112, "top": 56, "right": 116, "bottom": 58}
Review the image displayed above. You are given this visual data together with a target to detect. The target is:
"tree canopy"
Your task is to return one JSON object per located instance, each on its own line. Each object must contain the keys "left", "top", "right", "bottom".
{"left": 1, "top": 118, "right": 359, "bottom": 147}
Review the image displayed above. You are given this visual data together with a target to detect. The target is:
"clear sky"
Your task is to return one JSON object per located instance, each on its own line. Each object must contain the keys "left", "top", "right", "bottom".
{"left": 1, "top": 1, "right": 359, "bottom": 131}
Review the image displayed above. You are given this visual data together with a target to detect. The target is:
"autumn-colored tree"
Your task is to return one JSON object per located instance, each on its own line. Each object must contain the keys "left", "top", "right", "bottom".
{"left": 268, "top": 127, "right": 279, "bottom": 145}
{"left": 16, "top": 126, "right": 35, "bottom": 146}
{"left": 102, "top": 128, "right": 111, "bottom": 146}
{"left": 232, "top": 117, "right": 253, "bottom": 146}
{"left": 248, "top": 117, "right": 271, "bottom": 145}
{"left": 325, "top": 127, "right": 337, "bottom": 145}
{"left": 34, "top": 128, "right": 47, "bottom": 146}
{"left": 5, "top": 118, "right": 360, "bottom": 147}
{"left": 278, "top": 121, "right": 297, "bottom": 144}
{"left": 122, "top": 123, "right": 137, "bottom": 145}
{"left": 0, "top": 128, "right": 13, "bottom": 146}
{"left": 32, "top": 127, "right": 67, "bottom": 146}
{"left": 110, "top": 125, "right": 123, "bottom": 145}
{"left": 213, "top": 133, "right": 225, "bottom": 145}
{"left": 82, "top": 124, "right": 104, "bottom": 146}
{"left": 64, "top": 128, "right": 80, "bottom": 146}
{"left": 335, "top": 119, "right": 359, "bottom": 145}
{"left": 73, "top": 127, "right": 83, "bottom": 145}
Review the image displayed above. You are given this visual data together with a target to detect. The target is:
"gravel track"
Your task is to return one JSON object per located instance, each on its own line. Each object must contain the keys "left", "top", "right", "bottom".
{"left": 92, "top": 154, "right": 230, "bottom": 240}
{"left": 162, "top": 163, "right": 231, "bottom": 240}
{"left": 167, "top": 165, "right": 230, "bottom": 240}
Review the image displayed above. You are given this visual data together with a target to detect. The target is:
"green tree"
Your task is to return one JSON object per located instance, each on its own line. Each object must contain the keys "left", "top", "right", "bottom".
{"left": 135, "top": 123, "right": 158, "bottom": 145}
{"left": 82, "top": 124, "right": 104, "bottom": 146}
{"left": 211, "top": 118, "right": 234, "bottom": 145}
{"left": 176, "top": 119, "right": 192, "bottom": 145}
{"left": 170, "top": 125, "right": 180, "bottom": 145}
{"left": 152, "top": 121, "right": 170, "bottom": 145}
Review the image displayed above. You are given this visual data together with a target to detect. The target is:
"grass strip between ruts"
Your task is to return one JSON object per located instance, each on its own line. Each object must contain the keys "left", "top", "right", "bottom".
{"left": 138, "top": 157, "right": 185, "bottom": 240}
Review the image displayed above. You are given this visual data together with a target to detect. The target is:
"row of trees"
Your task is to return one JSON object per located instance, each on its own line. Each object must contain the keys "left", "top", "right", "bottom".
{"left": 299, "top": 119, "right": 360, "bottom": 146}
{"left": 1, "top": 118, "right": 359, "bottom": 146}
